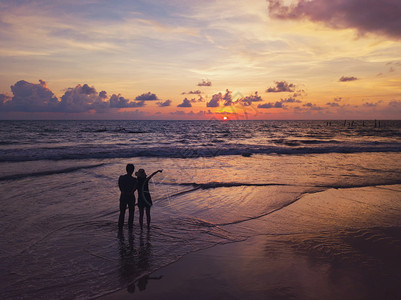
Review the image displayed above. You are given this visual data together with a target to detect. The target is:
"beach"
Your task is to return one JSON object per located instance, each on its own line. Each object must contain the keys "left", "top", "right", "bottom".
{"left": 102, "top": 184, "right": 401, "bottom": 300}
{"left": 1, "top": 120, "right": 401, "bottom": 299}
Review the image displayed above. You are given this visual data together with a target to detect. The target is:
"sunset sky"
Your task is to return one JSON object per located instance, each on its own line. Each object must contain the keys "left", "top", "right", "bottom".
{"left": 0, "top": 0, "right": 400, "bottom": 120}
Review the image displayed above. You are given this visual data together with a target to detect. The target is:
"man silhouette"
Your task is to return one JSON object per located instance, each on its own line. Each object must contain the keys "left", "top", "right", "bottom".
{"left": 118, "top": 164, "right": 137, "bottom": 230}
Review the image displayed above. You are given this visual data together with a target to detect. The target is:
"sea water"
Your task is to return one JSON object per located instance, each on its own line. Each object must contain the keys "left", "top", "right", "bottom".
{"left": 0, "top": 120, "right": 400, "bottom": 298}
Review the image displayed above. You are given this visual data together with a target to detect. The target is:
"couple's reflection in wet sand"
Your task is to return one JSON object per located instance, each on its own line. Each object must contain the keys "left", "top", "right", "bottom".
{"left": 118, "top": 230, "right": 162, "bottom": 293}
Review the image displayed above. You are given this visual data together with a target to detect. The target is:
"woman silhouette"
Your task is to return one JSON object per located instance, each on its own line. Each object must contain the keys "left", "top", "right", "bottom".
{"left": 135, "top": 169, "right": 162, "bottom": 230}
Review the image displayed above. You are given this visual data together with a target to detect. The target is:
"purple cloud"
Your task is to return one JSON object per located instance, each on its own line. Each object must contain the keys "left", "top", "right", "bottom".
{"left": 0, "top": 79, "right": 149, "bottom": 113}
{"left": 339, "top": 76, "right": 358, "bottom": 82}
{"left": 135, "top": 92, "right": 158, "bottom": 101}
{"left": 238, "top": 92, "right": 263, "bottom": 106}
{"left": 182, "top": 90, "right": 202, "bottom": 95}
{"left": 223, "top": 89, "right": 233, "bottom": 106}
{"left": 177, "top": 98, "right": 192, "bottom": 108}
{"left": 156, "top": 100, "right": 172, "bottom": 107}
{"left": 0, "top": 94, "right": 11, "bottom": 105}
{"left": 206, "top": 93, "right": 222, "bottom": 107}
{"left": 266, "top": 81, "right": 296, "bottom": 93}
{"left": 3, "top": 80, "right": 59, "bottom": 112}
{"left": 363, "top": 102, "right": 379, "bottom": 107}
{"left": 60, "top": 84, "right": 105, "bottom": 112}
{"left": 388, "top": 100, "right": 401, "bottom": 110}
{"left": 280, "top": 97, "right": 301, "bottom": 103}
{"left": 109, "top": 94, "right": 145, "bottom": 108}
{"left": 326, "top": 102, "right": 340, "bottom": 107}
{"left": 257, "top": 101, "right": 283, "bottom": 109}
{"left": 99, "top": 91, "right": 108, "bottom": 99}
{"left": 197, "top": 79, "right": 212, "bottom": 87}
{"left": 303, "top": 102, "right": 323, "bottom": 110}
{"left": 267, "top": 0, "right": 401, "bottom": 39}
{"left": 195, "top": 95, "right": 205, "bottom": 102}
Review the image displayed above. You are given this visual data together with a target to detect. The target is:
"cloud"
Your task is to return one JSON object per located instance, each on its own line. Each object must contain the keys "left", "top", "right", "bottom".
{"left": 339, "top": 76, "right": 358, "bottom": 82}
{"left": 182, "top": 90, "right": 202, "bottom": 95}
{"left": 0, "top": 79, "right": 148, "bottom": 113}
{"left": 99, "top": 91, "right": 108, "bottom": 99}
{"left": 0, "top": 94, "right": 11, "bottom": 105}
{"left": 170, "top": 110, "right": 186, "bottom": 115}
{"left": 206, "top": 92, "right": 223, "bottom": 107}
{"left": 267, "top": 0, "right": 401, "bottom": 39}
{"left": 135, "top": 92, "right": 158, "bottom": 101}
{"left": 257, "top": 101, "right": 283, "bottom": 109}
{"left": 80, "top": 83, "right": 96, "bottom": 95}
{"left": 334, "top": 97, "right": 342, "bottom": 102}
{"left": 109, "top": 94, "right": 145, "bottom": 108}
{"left": 255, "top": 94, "right": 302, "bottom": 109}
{"left": 197, "top": 79, "right": 212, "bottom": 87}
{"left": 177, "top": 98, "right": 192, "bottom": 107}
{"left": 303, "top": 102, "right": 323, "bottom": 110}
{"left": 222, "top": 89, "right": 233, "bottom": 106}
{"left": 266, "top": 81, "right": 295, "bottom": 93}
{"left": 130, "top": 101, "right": 146, "bottom": 108}
{"left": 59, "top": 84, "right": 105, "bottom": 113}
{"left": 238, "top": 92, "right": 263, "bottom": 106}
{"left": 388, "top": 100, "right": 401, "bottom": 111}
{"left": 156, "top": 99, "right": 172, "bottom": 107}
{"left": 326, "top": 102, "right": 340, "bottom": 107}
{"left": 1, "top": 80, "right": 59, "bottom": 112}
{"left": 280, "top": 97, "right": 301, "bottom": 103}
{"left": 363, "top": 101, "right": 380, "bottom": 107}
{"left": 109, "top": 94, "right": 130, "bottom": 108}
{"left": 205, "top": 89, "right": 233, "bottom": 107}
{"left": 195, "top": 95, "right": 206, "bottom": 102}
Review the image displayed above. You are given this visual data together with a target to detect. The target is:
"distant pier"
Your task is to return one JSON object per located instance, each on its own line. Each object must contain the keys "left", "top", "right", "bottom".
{"left": 325, "top": 120, "right": 383, "bottom": 128}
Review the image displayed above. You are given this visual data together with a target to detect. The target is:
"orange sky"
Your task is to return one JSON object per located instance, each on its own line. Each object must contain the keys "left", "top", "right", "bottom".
{"left": 0, "top": 0, "right": 400, "bottom": 119}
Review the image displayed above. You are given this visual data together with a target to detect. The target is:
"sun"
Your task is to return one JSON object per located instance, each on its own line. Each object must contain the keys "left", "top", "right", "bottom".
{"left": 223, "top": 116, "right": 228, "bottom": 120}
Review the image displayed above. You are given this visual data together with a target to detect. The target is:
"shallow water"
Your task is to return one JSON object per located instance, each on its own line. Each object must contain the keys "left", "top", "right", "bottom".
{"left": 1, "top": 120, "right": 401, "bottom": 298}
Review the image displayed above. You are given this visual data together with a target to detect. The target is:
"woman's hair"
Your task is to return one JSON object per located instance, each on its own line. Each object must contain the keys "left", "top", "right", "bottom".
{"left": 135, "top": 168, "right": 147, "bottom": 178}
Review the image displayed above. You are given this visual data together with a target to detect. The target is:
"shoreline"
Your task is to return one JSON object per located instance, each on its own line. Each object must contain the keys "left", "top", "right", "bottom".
{"left": 101, "top": 185, "right": 401, "bottom": 299}
{"left": 102, "top": 229, "right": 401, "bottom": 300}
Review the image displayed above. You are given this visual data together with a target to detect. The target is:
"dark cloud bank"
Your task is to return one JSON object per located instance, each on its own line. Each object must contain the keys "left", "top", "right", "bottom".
{"left": 0, "top": 80, "right": 159, "bottom": 113}
{"left": 1, "top": 80, "right": 286, "bottom": 114}
{"left": 267, "top": 0, "right": 401, "bottom": 39}
{"left": 6, "top": 79, "right": 389, "bottom": 117}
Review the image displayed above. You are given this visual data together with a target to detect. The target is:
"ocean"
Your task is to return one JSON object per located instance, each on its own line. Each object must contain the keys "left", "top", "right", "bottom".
{"left": 1, "top": 120, "right": 401, "bottom": 299}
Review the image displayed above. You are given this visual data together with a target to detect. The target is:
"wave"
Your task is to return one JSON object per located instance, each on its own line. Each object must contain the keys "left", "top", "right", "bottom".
{"left": 0, "top": 163, "right": 106, "bottom": 181}
{"left": 216, "top": 193, "right": 306, "bottom": 226}
{"left": 81, "top": 127, "right": 147, "bottom": 134}
{"left": 1, "top": 143, "right": 401, "bottom": 162}
{"left": 173, "top": 180, "right": 401, "bottom": 191}
{"left": 178, "top": 181, "right": 289, "bottom": 189}
{"left": 170, "top": 181, "right": 401, "bottom": 227}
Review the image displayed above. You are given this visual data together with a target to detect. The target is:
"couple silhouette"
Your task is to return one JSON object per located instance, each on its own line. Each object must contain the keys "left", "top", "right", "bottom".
{"left": 118, "top": 164, "right": 162, "bottom": 231}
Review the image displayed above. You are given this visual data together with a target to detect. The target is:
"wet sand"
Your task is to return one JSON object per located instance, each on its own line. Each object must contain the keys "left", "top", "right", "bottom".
{"left": 102, "top": 185, "right": 401, "bottom": 299}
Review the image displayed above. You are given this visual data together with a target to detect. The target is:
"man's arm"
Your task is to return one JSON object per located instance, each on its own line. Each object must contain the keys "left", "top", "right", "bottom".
{"left": 118, "top": 175, "right": 123, "bottom": 192}
{"left": 132, "top": 178, "right": 138, "bottom": 192}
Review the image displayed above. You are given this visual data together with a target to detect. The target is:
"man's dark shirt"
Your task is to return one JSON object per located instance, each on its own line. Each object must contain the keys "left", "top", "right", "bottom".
{"left": 118, "top": 174, "right": 137, "bottom": 202}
